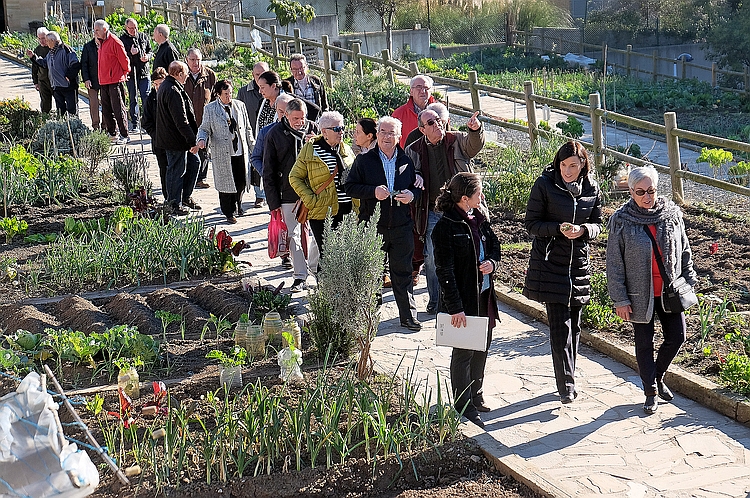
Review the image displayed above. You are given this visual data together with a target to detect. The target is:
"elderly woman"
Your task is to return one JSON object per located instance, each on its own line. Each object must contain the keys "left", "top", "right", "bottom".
{"left": 197, "top": 79, "right": 255, "bottom": 224}
{"left": 432, "top": 172, "right": 500, "bottom": 429}
{"left": 289, "top": 111, "right": 354, "bottom": 266}
{"left": 353, "top": 117, "right": 377, "bottom": 155}
{"left": 606, "top": 166, "right": 697, "bottom": 415}
{"left": 255, "top": 70, "right": 292, "bottom": 133}
{"left": 523, "top": 141, "right": 602, "bottom": 404}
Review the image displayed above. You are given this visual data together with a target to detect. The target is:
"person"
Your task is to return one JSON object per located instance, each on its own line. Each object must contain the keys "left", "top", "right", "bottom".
{"left": 197, "top": 79, "right": 255, "bottom": 224}
{"left": 432, "top": 172, "right": 500, "bottom": 429}
{"left": 523, "top": 141, "right": 602, "bottom": 404}
{"left": 606, "top": 166, "right": 697, "bottom": 415}
{"left": 237, "top": 61, "right": 270, "bottom": 207}
{"left": 26, "top": 31, "right": 80, "bottom": 117}
{"left": 392, "top": 74, "right": 436, "bottom": 149}
{"left": 120, "top": 17, "right": 152, "bottom": 132}
{"left": 184, "top": 48, "right": 216, "bottom": 189}
{"left": 345, "top": 116, "right": 421, "bottom": 331}
{"left": 152, "top": 24, "right": 180, "bottom": 72}
{"left": 406, "top": 109, "right": 484, "bottom": 315}
{"left": 289, "top": 111, "right": 354, "bottom": 268}
{"left": 404, "top": 102, "right": 450, "bottom": 147}
{"left": 31, "top": 27, "right": 52, "bottom": 114}
{"left": 155, "top": 61, "right": 201, "bottom": 215}
{"left": 80, "top": 34, "right": 101, "bottom": 131}
{"left": 263, "top": 98, "right": 320, "bottom": 292}
{"left": 94, "top": 19, "right": 131, "bottom": 144}
{"left": 353, "top": 117, "right": 377, "bottom": 155}
{"left": 255, "top": 70, "right": 292, "bottom": 134}
{"left": 284, "top": 53, "right": 328, "bottom": 120}
{"left": 141, "top": 67, "right": 168, "bottom": 197}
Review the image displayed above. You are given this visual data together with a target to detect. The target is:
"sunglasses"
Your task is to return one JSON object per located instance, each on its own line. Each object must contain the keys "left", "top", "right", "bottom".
{"left": 326, "top": 126, "right": 345, "bottom": 132}
{"left": 421, "top": 118, "right": 442, "bottom": 128}
{"left": 633, "top": 187, "right": 657, "bottom": 196}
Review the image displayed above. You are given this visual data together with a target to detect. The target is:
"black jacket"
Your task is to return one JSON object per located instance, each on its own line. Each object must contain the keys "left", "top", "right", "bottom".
{"left": 284, "top": 74, "right": 328, "bottom": 114}
{"left": 80, "top": 39, "right": 99, "bottom": 89}
{"left": 262, "top": 118, "right": 319, "bottom": 211}
{"left": 32, "top": 44, "right": 49, "bottom": 84}
{"left": 154, "top": 76, "right": 197, "bottom": 151}
{"left": 141, "top": 87, "right": 158, "bottom": 137}
{"left": 432, "top": 206, "right": 500, "bottom": 316}
{"left": 523, "top": 166, "right": 602, "bottom": 306}
{"left": 153, "top": 40, "right": 180, "bottom": 72}
{"left": 120, "top": 30, "right": 152, "bottom": 81}
{"left": 344, "top": 146, "right": 419, "bottom": 231}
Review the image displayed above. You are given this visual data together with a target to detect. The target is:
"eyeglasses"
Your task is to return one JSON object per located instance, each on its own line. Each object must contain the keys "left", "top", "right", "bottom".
{"left": 378, "top": 131, "right": 398, "bottom": 137}
{"left": 421, "top": 117, "right": 442, "bottom": 128}
{"left": 325, "top": 126, "right": 345, "bottom": 133}
{"left": 632, "top": 187, "right": 657, "bottom": 196}
{"left": 412, "top": 85, "right": 431, "bottom": 91}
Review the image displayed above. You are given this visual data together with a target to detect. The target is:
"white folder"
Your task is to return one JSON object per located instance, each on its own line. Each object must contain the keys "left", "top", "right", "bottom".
{"left": 435, "top": 313, "right": 489, "bottom": 352}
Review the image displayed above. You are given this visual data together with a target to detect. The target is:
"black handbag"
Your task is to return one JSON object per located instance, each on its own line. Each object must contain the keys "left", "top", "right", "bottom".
{"left": 643, "top": 225, "right": 698, "bottom": 313}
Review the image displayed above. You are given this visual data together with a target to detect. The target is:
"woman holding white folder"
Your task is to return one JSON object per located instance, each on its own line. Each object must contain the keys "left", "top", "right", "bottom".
{"left": 432, "top": 172, "right": 500, "bottom": 429}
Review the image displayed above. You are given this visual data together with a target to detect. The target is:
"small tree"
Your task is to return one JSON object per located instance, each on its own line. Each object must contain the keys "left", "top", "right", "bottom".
{"left": 266, "top": 0, "right": 315, "bottom": 35}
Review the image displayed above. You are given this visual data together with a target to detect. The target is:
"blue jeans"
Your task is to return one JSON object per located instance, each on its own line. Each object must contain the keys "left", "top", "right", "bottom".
{"left": 126, "top": 77, "right": 150, "bottom": 128}
{"left": 165, "top": 149, "right": 199, "bottom": 208}
{"left": 424, "top": 210, "right": 442, "bottom": 311}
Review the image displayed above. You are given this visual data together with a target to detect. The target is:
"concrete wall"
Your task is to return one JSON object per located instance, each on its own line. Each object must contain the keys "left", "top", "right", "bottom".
{"left": 7, "top": 0, "right": 141, "bottom": 32}
{"left": 337, "top": 29, "right": 431, "bottom": 57}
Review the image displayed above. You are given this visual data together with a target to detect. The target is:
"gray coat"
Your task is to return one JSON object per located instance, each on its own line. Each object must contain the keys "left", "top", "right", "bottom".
{"left": 197, "top": 99, "right": 255, "bottom": 193}
{"left": 606, "top": 198, "right": 697, "bottom": 323}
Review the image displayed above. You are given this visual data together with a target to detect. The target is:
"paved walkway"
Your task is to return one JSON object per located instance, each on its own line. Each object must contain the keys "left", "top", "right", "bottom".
{"left": 3, "top": 55, "right": 750, "bottom": 497}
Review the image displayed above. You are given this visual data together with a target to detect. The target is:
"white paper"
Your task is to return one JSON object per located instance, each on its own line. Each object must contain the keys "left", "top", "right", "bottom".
{"left": 435, "top": 313, "right": 489, "bottom": 352}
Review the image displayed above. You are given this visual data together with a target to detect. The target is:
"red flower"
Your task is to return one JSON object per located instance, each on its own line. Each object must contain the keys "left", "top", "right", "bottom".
{"left": 709, "top": 242, "right": 719, "bottom": 255}
{"left": 216, "top": 230, "right": 232, "bottom": 252}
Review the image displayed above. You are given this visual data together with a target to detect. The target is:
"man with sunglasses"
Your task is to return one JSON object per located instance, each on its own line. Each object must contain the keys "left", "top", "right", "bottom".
{"left": 405, "top": 109, "right": 485, "bottom": 315}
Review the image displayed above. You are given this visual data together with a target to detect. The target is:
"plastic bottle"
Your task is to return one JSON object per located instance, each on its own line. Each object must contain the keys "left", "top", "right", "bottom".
{"left": 263, "top": 312, "right": 283, "bottom": 347}
{"left": 118, "top": 367, "right": 140, "bottom": 398}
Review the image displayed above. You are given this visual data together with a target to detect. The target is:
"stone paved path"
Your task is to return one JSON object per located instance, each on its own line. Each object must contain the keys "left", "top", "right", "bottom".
{"left": 3, "top": 55, "right": 750, "bottom": 497}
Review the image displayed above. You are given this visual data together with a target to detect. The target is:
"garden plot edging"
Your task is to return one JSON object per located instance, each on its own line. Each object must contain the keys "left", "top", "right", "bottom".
{"left": 494, "top": 282, "right": 750, "bottom": 426}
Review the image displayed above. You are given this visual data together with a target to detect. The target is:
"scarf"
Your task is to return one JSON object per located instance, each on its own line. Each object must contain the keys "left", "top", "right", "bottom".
{"left": 281, "top": 117, "right": 306, "bottom": 159}
{"left": 565, "top": 179, "right": 582, "bottom": 197}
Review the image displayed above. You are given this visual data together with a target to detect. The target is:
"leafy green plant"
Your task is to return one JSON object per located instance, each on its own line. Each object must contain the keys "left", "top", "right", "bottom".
{"left": 328, "top": 63, "right": 410, "bottom": 126}
{"left": 23, "top": 233, "right": 58, "bottom": 244}
{"left": 720, "top": 352, "right": 750, "bottom": 396}
{"left": 267, "top": 0, "right": 315, "bottom": 34}
{"left": 556, "top": 115, "right": 584, "bottom": 139}
{"left": 0, "top": 348, "right": 21, "bottom": 370}
{"left": 113, "top": 356, "right": 145, "bottom": 372}
{"left": 728, "top": 161, "right": 750, "bottom": 186}
{"left": 77, "top": 130, "right": 112, "bottom": 177}
{"left": 697, "top": 147, "right": 733, "bottom": 178}
{"left": 0, "top": 216, "right": 28, "bottom": 244}
{"left": 201, "top": 313, "right": 233, "bottom": 344}
{"left": 0, "top": 97, "right": 45, "bottom": 141}
{"left": 249, "top": 284, "right": 291, "bottom": 322}
{"left": 111, "top": 150, "right": 151, "bottom": 203}
{"left": 155, "top": 310, "right": 182, "bottom": 343}
{"left": 694, "top": 295, "right": 730, "bottom": 350}
{"left": 206, "top": 346, "right": 247, "bottom": 367}
{"left": 582, "top": 273, "right": 623, "bottom": 329}
{"left": 91, "top": 324, "right": 160, "bottom": 378}
{"left": 31, "top": 116, "right": 90, "bottom": 155}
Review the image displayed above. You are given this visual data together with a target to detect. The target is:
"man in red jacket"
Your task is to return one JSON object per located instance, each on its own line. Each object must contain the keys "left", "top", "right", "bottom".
{"left": 94, "top": 19, "right": 131, "bottom": 145}
{"left": 391, "top": 75, "right": 436, "bottom": 149}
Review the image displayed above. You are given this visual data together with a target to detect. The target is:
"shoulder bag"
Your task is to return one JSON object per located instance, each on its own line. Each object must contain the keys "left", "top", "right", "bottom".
{"left": 643, "top": 225, "right": 698, "bottom": 313}
{"left": 293, "top": 163, "right": 338, "bottom": 224}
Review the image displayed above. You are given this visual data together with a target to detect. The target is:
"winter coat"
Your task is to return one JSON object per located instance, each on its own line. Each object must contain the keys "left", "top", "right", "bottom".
{"left": 523, "top": 166, "right": 602, "bottom": 306}
{"left": 432, "top": 206, "right": 500, "bottom": 317}
{"left": 196, "top": 99, "right": 255, "bottom": 193}
{"left": 141, "top": 88, "right": 157, "bottom": 137}
{"left": 284, "top": 74, "right": 328, "bottom": 114}
{"left": 391, "top": 95, "right": 437, "bottom": 149}
{"left": 606, "top": 198, "right": 697, "bottom": 323}
{"left": 289, "top": 136, "right": 355, "bottom": 220}
{"left": 97, "top": 33, "right": 129, "bottom": 86}
{"left": 154, "top": 75, "right": 197, "bottom": 151}
{"left": 262, "top": 118, "right": 319, "bottom": 211}
{"left": 184, "top": 66, "right": 216, "bottom": 127}
{"left": 120, "top": 30, "right": 151, "bottom": 81}
{"left": 152, "top": 41, "right": 179, "bottom": 72}
{"left": 236, "top": 81, "right": 264, "bottom": 134}
{"left": 32, "top": 42, "right": 80, "bottom": 89}
{"left": 80, "top": 39, "right": 99, "bottom": 89}
{"left": 32, "top": 44, "right": 49, "bottom": 84}
{"left": 344, "top": 146, "right": 420, "bottom": 231}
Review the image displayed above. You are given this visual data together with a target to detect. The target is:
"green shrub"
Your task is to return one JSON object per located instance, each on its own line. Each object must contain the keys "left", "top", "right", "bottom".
{"left": 720, "top": 352, "right": 750, "bottom": 396}
{"left": 111, "top": 150, "right": 152, "bottom": 202}
{"left": 582, "top": 273, "right": 622, "bottom": 330}
{"left": 556, "top": 115, "right": 584, "bottom": 139}
{"left": 0, "top": 97, "right": 46, "bottom": 142}
{"left": 328, "top": 63, "right": 409, "bottom": 123}
{"left": 32, "top": 117, "right": 90, "bottom": 155}
{"left": 78, "top": 130, "right": 112, "bottom": 177}
{"left": 104, "top": 8, "right": 167, "bottom": 38}
{"left": 308, "top": 290, "right": 352, "bottom": 361}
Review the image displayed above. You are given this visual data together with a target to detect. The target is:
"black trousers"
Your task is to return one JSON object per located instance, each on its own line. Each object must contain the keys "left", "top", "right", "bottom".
{"left": 38, "top": 81, "right": 53, "bottom": 114}
{"left": 633, "top": 297, "right": 686, "bottom": 396}
{"left": 451, "top": 288, "right": 493, "bottom": 416}
{"left": 52, "top": 86, "right": 77, "bottom": 117}
{"left": 218, "top": 155, "right": 247, "bottom": 218}
{"left": 381, "top": 224, "right": 416, "bottom": 323}
{"left": 153, "top": 146, "right": 168, "bottom": 198}
{"left": 545, "top": 302, "right": 582, "bottom": 398}
{"left": 308, "top": 201, "right": 352, "bottom": 273}
{"left": 197, "top": 147, "right": 210, "bottom": 182}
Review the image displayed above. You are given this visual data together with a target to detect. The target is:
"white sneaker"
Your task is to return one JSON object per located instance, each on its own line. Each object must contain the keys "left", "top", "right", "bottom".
{"left": 116, "top": 135, "right": 131, "bottom": 145}
{"left": 290, "top": 278, "right": 307, "bottom": 292}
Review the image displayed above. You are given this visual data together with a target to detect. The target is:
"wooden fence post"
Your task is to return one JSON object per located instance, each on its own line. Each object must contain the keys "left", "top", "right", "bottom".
{"left": 382, "top": 49, "right": 394, "bottom": 85}
{"left": 625, "top": 44, "right": 632, "bottom": 77}
{"left": 270, "top": 24, "right": 280, "bottom": 65}
{"left": 210, "top": 10, "right": 217, "bottom": 42}
{"left": 711, "top": 62, "right": 717, "bottom": 88}
{"left": 652, "top": 50, "right": 658, "bottom": 83}
{"left": 745, "top": 65, "right": 749, "bottom": 95}
{"left": 664, "top": 112, "right": 685, "bottom": 205}
{"left": 468, "top": 71, "right": 481, "bottom": 112}
{"left": 162, "top": 3, "right": 169, "bottom": 23}
{"left": 249, "top": 16, "right": 255, "bottom": 29}
{"left": 523, "top": 80, "right": 538, "bottom": 145}
{"left": 408, "top": 62, "right": 419, "bottom": 76}
{"left": 589, "top": 92, "right": 604, "bottom": 173}
{"left": 681, "top": 58, "right": 687, "bottom": 80}
{"left": 229, "top": 15, "right": 236, "bottom": 43}
{"left": 322, "top": 35, "right": 332, "bottom": 87}
{"left": 175, "top": 3, "right": 183, "bottom": 30}
{"left": 293, "top": 28, "right": 302, "bottom": 53}
{"left": 352, "top": 42, "right": 363, "bottom": 77}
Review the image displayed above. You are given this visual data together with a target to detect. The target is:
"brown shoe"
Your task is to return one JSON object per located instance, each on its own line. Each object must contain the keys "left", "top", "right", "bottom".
{"left": 254, "top": 198, "right": 265, "bottom": 208}
{"left": 195, "top": 180, "right": 210, "bottom": 189}
{"left": 226, "top": 216, "right": 237, "bottom": 224}
{"left": 412, "top": 271, "right": 420, "bottom": 286}
{"left": 383, "top": 274, "right": 392, "bottom": 288}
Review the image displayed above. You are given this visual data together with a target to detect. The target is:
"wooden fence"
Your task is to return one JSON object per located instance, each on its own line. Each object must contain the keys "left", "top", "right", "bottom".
{"left": 143, "top": 0, "right": 750, "bottom": 204}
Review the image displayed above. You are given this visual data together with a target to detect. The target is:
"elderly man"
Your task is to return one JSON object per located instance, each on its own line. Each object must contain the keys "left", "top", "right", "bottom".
{"left": 120, "top": 18, "right": 152, "bottom": 132}
{"left": 284, "top": 53, "right": 327, "bottom": 120}
{"left": 26, "top": 31, "right": 80, "bottom": 117}
{"left": 31, "top": 27, "right": 52, "bottom": 114}
{"left": 250, "top": 91, "right": 292, "bottom": 213}
{"left": 238, "top": 61, "right": 270, "bottom": 206}
{"left": 345, "top": 117, "right": 421, "bottom": 331}
{"left": 184, "top": 48, "right": 216, "bottom": 189}
{"left": 405, "top": 109, "right": 485, "bottom": 315}
{"left": 80, "top": 33, "right": 100, "bottom": 131}
{"left": 392, "top": 74, "right": 436, "bottom": 149}
{"left": 155, "top": 61, "right": 201, "bottom": 215}
{"left": 94, "top": 19, "right": 131, "bottom": 144}
{"left": 404, "top": 101, "right": 450, "bottom": 147}
{"left": 152, "top": 24, "right": 180, "bottom": 72}
{"left": 263, "top": 98, "right": 320, "bottom": 292}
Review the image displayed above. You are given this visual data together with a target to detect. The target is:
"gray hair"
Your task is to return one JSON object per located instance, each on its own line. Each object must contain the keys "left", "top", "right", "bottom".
{"left": 377, "top": 116, "right": 402, "bottom": 135}
{"left": 46, "top": 31, "right": 61, "bottom": 43}
{"left": 426, "top": 102, "right": 449, "bottom": 122}
{"left": 125, "top": 18, "right": 137, "bottom": 27}
{"left": 276, "top": 93, "right": 294, "bottom": 106}
{"left": 628, "top": 166, "right": 659, "bottom": 190}
{"left": 187, "top": 47, "right": 202, "bottom": 59}
{"left": 93, "top": 19, "right": 109, "bottom": 31}
{"left": 155, "top": 23, "right": 170, "bottom": 39}
{"left": 286, "top": 98, "right": 308, "bottom": 115}
{"left": 289, "top": 53, "right": 307, "bottom": 65}
{"left": 318, "top": 111, "right": 344, "bottom": 129}
{"left": 36, "top": 27, "right": 49, "bottom": 36}
{"left": 410, "top": 74, "right": 433, "bottom": 88}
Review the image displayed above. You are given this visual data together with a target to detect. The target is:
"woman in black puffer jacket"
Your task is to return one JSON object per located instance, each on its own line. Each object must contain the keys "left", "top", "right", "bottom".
{"left": 433, "top": 172, "right": 500, "bottom": 429}
{"left": 523, "top": 141, "right": 602, "bottom": 404}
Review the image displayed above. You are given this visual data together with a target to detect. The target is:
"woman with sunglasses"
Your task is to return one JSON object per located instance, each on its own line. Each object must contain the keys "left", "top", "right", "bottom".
{"left": 289, "top": 111, "right": 354, "bottom": 268}
{"left": 606, "top": 166, "right": 697, "bottom": 415}
{"left": 523, "top": 140, "right": 602, "bottom": 405}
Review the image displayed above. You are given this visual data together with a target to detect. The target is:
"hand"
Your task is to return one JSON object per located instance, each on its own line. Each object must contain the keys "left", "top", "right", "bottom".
{"left": 197, "top": 139, "right": 206, "bottom": 149}
{"left": 304, "top": 133, "right": 315, "bottom": 142}
{"left": 189, "top": 145, "right": 199, "bottom": 154}
{"left": 25, "top": 49, "right": 33, "bottom": 58}
{"left": 451, "top": 312, "right": 467, "bottom": 328}
{"left": 130, "top": 46, "right": 139, "bottom": 55}
{"left": 414, "top": 175, "right": 424, "bottom": 189}
{"left": 374, "top": 185, "right": 390, "bottom": 201}
{"left": 615, "top": 305, "right": 631, "bottom": 321}
{"left": 561, "top": 223, "right": 585, "bottom": 239}
{"left": 84, "top": 80, "right": 92, "bottom": 90}
{"left": 140, "top": 56, "right": 148, "bottom": 63}
{"left": 34, "top": 84, "right": 39, "bottom": 91}
{"left": 479, "top": 260, "right": 493, "bottom": 275}
{"left": 394, "top": 190, "right": 413, "bottom": 204}
{"left": 467, "top": 111, "right": 481, "bottom": 131}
